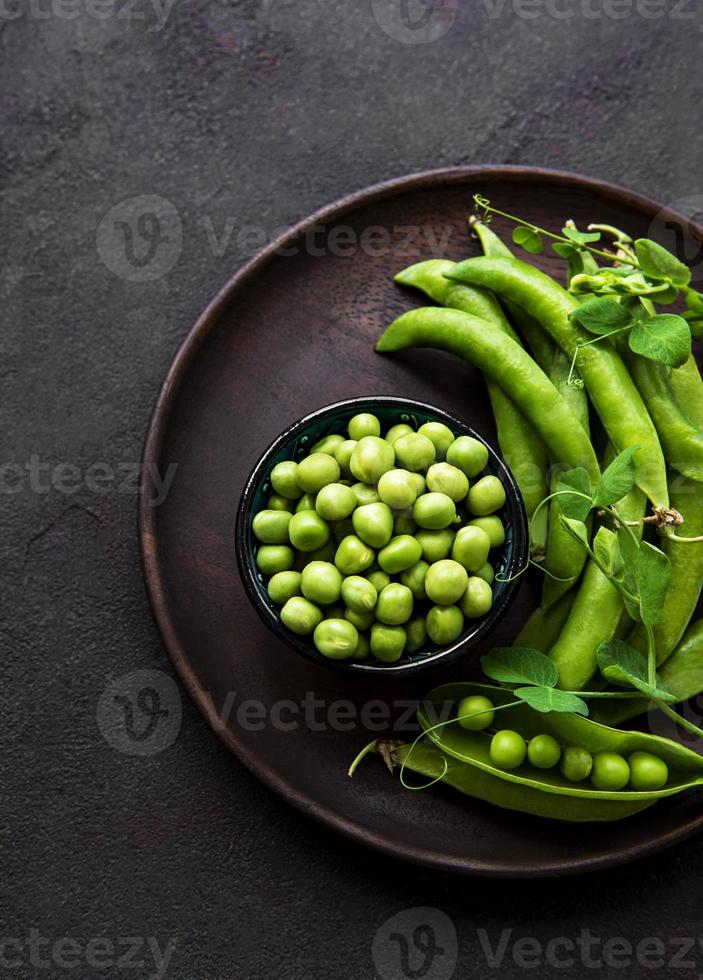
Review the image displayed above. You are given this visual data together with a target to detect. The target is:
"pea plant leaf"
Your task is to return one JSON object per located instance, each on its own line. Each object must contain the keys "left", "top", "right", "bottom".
{"left": 552, "top": 241, "right": 577, "bottom": 259}
{"left": 481, "top": 647, "right": 558, "bottom": 688}
{"left": 512, "top": 226, "right": 543, "bottom": 254}
{"left": 636, "top": 542, "right": 672, "bottom": 627}
{"left": 514, "top": 686, "right": 590, "bottom": 716}
{"left": 628, "top": 314, "right": 691, "bottom": 368}
{"left": 592, "top": 446, "right": 640, "bottom": 507}
{"left": 559, "top": 516, "right": 590, "bottom": 548}
{"left": 593, "top": 527, "right": 624, "bottom": 580}
{"left": 561, "top": 226, "right": 601, "bottom": 246}
{"left": 597, "top": 639, "right": 677, "bottom": 702}
{"left": 635, "top": 239, "right": 691, "bottom": 287}
{"left": 555, "top": 467, "right": 593, "bottom": 522}
{"left": 569, "top": 297, "right": 633, "bottom": 336}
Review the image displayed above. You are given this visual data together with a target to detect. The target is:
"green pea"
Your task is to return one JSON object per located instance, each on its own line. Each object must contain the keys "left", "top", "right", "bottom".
{"left": 333, "top": 518, "right": 355, "bottom": 543}
{"left": 376, "top": 583, "right": 414, "bottom": 625}
{"left": 410, "top": 472, "right": 427, "bottom": 495}
{"left": 413, "top": 492, "right": 457, "bottom": 530}
{"left": 460, "top": 577, "right": 493, "bottom": 619}
{"left": 451, "top": 525, "right": 492, "bottom": 572}
{"left": 349, "top": 436, "right": 395, "bottom": 484}
{"left": 426, "top": 462, "right": 469, "bottom": 503}
{"left": 591, "top": 752, "right": 630, "bottom": 791}
{"left": 446, "top": 435, "right": 489, "bottom": 478}
{"left": 341, "top": 575, "right": 378, "bottom": 613}
{"left": 475, "top": 562, "right": 495, "bottom": 586}
{"left": 267, "top": 570, "right": 302, "bottom": 605}
{"left": 370, "top": 623, "right": 406, "bottom": 663}
{"left": 315, "top": 483, "right": 356, "bottom": 521}
{"left": 377, "top": 469, "right": 418, "bottom": 510}
{"left": 296, "top": 452, "right": 341, "bottom": 494}
{"left": 467, "top": 475, "right": 507, "bottom": 516}
{"left": 311, "top": 433, "right": 345, "bottom": 455}
{"left": 270, "top": 460, "right": 303, "bottom": 500}
{"left": 267, "top": 493, "right": 294, "bottom": 512}
{"left": 560, "top": 746, "right": 593, "bottom": 782}
{"left": 300, "top": 560, "right": 342, "bottom": 605}
{"left": 628, "top": 751, "right": 669, "bottom": 791}
{"left": 425, "top": 559, "right": 469, "bottom": 606}
{"left": 288, "top": 510, "right": 330, "bottom": 552}
{"left": 393, "top": 513, "right": 417, "bottom": 536}
{"left": 252, "top": 509, "right": 292, "bottom": 544}
{"left": 280, "top": 596, "right": 323, "bottom": 635}
{"left": 400, "top": 560, "right": 429, "bottom": 600}
{"left": 378, "top": 534, "right": 423, "bottom": 574}
{"left": 313, "top": 618, "right": 358, "bottom": 659}
{"left": 405, "top": 616, "right": 427, "bottom": 654}
{"left": 344, "top": 606, "right": 375, "bottom": 631}
{"left": 415, "top": 528, "right": 455, "bottom": 563}
{"left": 527, "top": 734, "right": 562, "bottom": 769}
{"left": 418, "top": 421, "right": 454, "bottom": 460}
{"left": 294, "top": 493, "right": 316, "bottom": 513}
{"left": 256, "top": 545, "right": 295, "bottom": 575}
{"left": 385, "top": 423, "right": 414, "bottom": 445}
{"left": 426, "top": 605, "right": 464, "bottom": 645}
{"left": 354, "top": 632, "right": 371, "bottom": 659}
{"left": 490, "top": 730, "right": 527, "bottom": 770}
{"left": 335, "top": 535, "right": 375, "bottom": 575}
{"left": 351, "top": 482, "right": 382, "bottom": 507}
{"left": 469, "top": 516, "right": 505, "bottom": 549}
{"left": 348, "top": 412, "right": 381, "bottom": 440}
{"left": 334, "top": 439, "right": 357, "bottom": 477}
{"left": 457, "top": 695, "right": 494, "bottom": 731}
{"left": 352, "top": 502, "right": 394, "bottom": 549}
{"left": 367, "top": 570, "right": 391, "bottom": 593}
{"left": 393, "top": 432, "right": 436, "bottom": 472}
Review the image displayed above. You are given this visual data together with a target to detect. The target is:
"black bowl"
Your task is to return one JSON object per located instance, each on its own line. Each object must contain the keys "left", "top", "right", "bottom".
{"left": 235, "top": 396, "right": 529, "bottom": 676}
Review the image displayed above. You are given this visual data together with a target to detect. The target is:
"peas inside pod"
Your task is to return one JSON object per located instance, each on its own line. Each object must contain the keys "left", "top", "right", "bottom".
{"left": 253, "top": 411, "right": 510, "bottom": 663}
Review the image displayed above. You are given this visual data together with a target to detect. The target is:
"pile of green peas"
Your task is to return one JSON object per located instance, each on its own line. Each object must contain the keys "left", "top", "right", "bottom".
{"left": 252, "top": 411, "right": 509, "bottom": 664}
{"left": 456, "top": 696, "right": 670, "bottom": 791}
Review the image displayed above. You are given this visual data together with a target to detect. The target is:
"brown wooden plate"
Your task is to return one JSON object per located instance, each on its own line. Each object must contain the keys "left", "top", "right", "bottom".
{"left": 139, "top": 167, "right": 703, "bottom": 877}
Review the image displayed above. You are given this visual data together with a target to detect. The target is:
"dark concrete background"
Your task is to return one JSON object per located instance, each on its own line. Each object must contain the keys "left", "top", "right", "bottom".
{"left": 4, "top": 1, "right": 703, "bottom": 977}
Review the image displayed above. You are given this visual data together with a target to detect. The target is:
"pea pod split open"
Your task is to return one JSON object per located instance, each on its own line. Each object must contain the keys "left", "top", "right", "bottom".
{"left": 418, "top": 683, "right": 703, "bottom": 806}
{"left": 445, "top": 256, "right": 669, "bottom": 509}
{"left": 376, "top": 307, "right": 600, "bottom": 482}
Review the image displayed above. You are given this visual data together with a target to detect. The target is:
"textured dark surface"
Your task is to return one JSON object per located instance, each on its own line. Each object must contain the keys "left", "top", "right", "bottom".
{"left": 4, "top": 2, "right": 703, "bottom": 978}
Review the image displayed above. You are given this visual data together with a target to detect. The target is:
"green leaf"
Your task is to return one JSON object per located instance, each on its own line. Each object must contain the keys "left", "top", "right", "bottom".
{"left": 635, "top": 238, "right": 691, "bottom": 287}
{"left": 481, "top": 647, "right": 558, "bottom": 688}
{"left": 512, "top": 226, "right": 543, "bottom": 254}
{"left": 514, "top": 686, "right": 590, "bottom": 716}
{"left": 684, "top": 287, "right": 703, "bottom": 313}
{"left": 569, "top": 297, "right": 633, "bottom": 336}
{"left": 636, "top": 542, "right": 672, "bottom": 627}
{"left": 597, "top": 639, "right": 677, "bottom": 702}
{"left": 561, "top": 227, "right": 601, "bottom": 245}
{"left": 592, "top": 446, "right": 640, "bottom": 507}
{"left": 559, "top": 516, "right": 590, "bottom": 548}
{"left": 593, "top": 527, "right": 624, "bottom": 580}
{"left": 555, "top": 468, "right": 593, "bottom": 522}
{"left": 552, "top": 241, "right": 577, "bottom": 259}
{"left": 628, "top": 314, "right": 691, "bottom": 368}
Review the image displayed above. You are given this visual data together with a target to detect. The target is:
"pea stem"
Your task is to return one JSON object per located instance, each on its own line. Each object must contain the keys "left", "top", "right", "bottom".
{"left": 658, "top": 703, "right": 703, "bottom": 741}
{"left": 646, "top": 624, "right": 657, "bottom": 690}
{"left": 347, "top": 740, "right": 378, "bottom": 777}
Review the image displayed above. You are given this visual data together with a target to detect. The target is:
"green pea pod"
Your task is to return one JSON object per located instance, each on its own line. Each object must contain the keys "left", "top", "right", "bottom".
{"left": 370, "top": 739, "right": 653, "bottom": 822}
{"left": 376, "top": 308, "right": 600, "bottom": 482}
{"left": 419, "top": 683, "right": 703, "bottom": 804}
{"left": 394, "top": 260, "right": 549, "bottom": 548}
{"left": 670, "top": 354, "right": 703, "bottom": 430}
{"left": 549, "top": 474, "right": 646, "bottom": 691}
{"left": 514, "top": 589, "right": 575, "bottom": 652}
{"left": 627, "top": 472, "right": 703, "bottom": 665}
{"left": 592, "top": 620, "right": 703, "bottom": 726}
{"left": 625, "top": 352, "right": 703, "bottom": 483}
{"left": 446, "top": 256, "right": 669, "bottom": 509}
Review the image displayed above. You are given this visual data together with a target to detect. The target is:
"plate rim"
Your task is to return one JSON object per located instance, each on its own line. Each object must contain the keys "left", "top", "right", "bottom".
{"left": 139, "top": 165, "right": 703, "bottom": 877}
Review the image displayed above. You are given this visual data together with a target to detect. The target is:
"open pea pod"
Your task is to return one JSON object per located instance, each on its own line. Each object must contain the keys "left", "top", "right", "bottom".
{"left": 418, "top": 682, "right": 703, "bottom": 805}
{"left": 385, "top": 741, "right": 653, "bottom": 823}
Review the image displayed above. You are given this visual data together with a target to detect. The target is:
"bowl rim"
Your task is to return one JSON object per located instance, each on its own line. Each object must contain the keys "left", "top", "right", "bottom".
{"left": 235, "top": 395, "right": 529, "bottom": 677}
